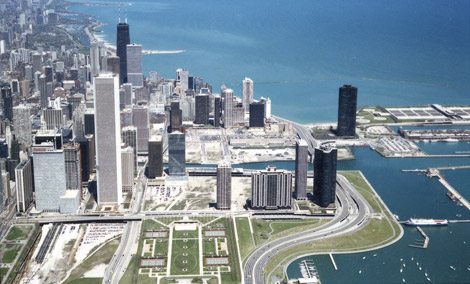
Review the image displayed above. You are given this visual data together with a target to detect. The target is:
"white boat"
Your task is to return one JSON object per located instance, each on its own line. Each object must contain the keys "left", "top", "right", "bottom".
{"left": 450, "top": 266, "right": 456, "bottom": 270}
{"left": 404, "top": 218, "right": 448, "bottom": 226}
{"left": 467, "top": 267, "right": 470, "bottom": 271}
{"left": 359, "top": 270, "right": 362, "bottom": 274}
{"left": 427, "top": 277, "right": 431, "bottom": 282}
{"left": 363, "top": 256, "right": 366, "bottom": 260}
{"left": 419, "top": 266, "right": 422, "bottom": 271}
{"left": 373, "top": 254, "right": 377, "bottom": 257}
{"left": 402, "top": 278, "right": 406, "bottom": 283}
{"left": 400, "top": 268, "right": 403, "bottom": 273}
{"left": 445, "top": 138, "right": 459, "bottom": 142}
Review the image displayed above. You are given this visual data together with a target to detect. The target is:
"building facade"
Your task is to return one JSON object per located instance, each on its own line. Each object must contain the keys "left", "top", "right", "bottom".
{"left": 313, "top": 143, "right": 338, "bottom": 207}
{"left": 168, "top": 131, "right": 185, "bottom": 176}
{"left": 249, "top": 102, "right": 265, "bottom": 128}
{"left": 295, "top": 139, "right": 308, "bottom": 200}
{"left": 251, "top": 166, "right": 292, "bottom": 209}
{"left": 16, "top": 159, "right": 33, "bottom": 212}
{"left": 148, "top": 137, "right": 163, "bottom": 178}
{"left": 116, "top": 22, "right": 130, "bottom": 84}
{"left": 195, "top": 94, "right": 210, "bottom": 125}
{"left": 216, "top": 161, "right": 231, "bottom": 210}
{"left": 242, "top": 77, "right": 253, "bottom": 113}
{"left": 121, "top": 146, "right": 134, "bottom": 192}
{"left": 337, "top": 84, "right": 358, "bottom": 137}
{"left": 126, "top": 44, "right": 143, "bottom": 87}
{"left": 94, "top": 73, "right": 122, "bottom": 204}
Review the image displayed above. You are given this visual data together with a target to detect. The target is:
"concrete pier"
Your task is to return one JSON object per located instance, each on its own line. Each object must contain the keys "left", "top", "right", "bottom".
{"left": 329, "top": 253, "right": 338, "bottom": 270}
{"left": 409, "top": 226, "right": 429, "bottom": 249}
{"left": 437, "top": 172, "right": 470, "bottom": 212}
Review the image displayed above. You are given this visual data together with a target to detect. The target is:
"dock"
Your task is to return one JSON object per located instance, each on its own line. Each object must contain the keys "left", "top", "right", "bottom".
{"left": 408, "top": 226, "right": 429, "bottom": 249}
{"left": 329, "top": 253, "right": 338, "bottom": 270}
{"left": 437, "top": 172, "right": 470, "bottom": 212}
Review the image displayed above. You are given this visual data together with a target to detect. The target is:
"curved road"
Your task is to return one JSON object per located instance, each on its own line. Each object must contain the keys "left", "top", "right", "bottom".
{"left": 244, "top": 175, "right": 371, "bottom": 284}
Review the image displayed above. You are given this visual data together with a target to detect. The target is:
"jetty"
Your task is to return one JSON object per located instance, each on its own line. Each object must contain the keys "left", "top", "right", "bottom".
{"left": 409, "top": 226, "right": 429, "bottom": 249}
{"left": 329, "top": 253, "right": 338, "bottom": 270}
{"left": 436, "top": 172, "right": 470, "bottom": 212}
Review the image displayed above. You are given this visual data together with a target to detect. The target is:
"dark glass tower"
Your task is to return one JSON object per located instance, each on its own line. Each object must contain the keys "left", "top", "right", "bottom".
{"left": 168, "top": 132, "right": 185, "bottom": 176}
{"left": 313, "top": 144, "right": 337, "bottom": 208}
{"left": 194, "top": 94, "right": 209, "bottom": 125}
{"left": 295, "top": 139, "right": 308, "bottom": 200}
{"left": 249, "top": 102, "right": 265, "bottom": 128}
{"left": 148, "top": 137, "right": 163, "bottom": 178}
{"left": 337, "top": 84, "right": 358, "bottom": 137}
{"left": 116, "top": 23, "right": 130, "bottom": 85}
{"left": 214, "top": 95, "right": 221, "bottom": 127}
{"left": 1, "top": 85, "right": 13, "bottom": 121}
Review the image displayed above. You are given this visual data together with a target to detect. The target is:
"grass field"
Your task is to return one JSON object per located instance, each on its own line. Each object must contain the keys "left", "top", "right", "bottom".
{"left": 5, "top": 226, "right": 28, "bottom": 240}
{"left": 340, "top": 171, "right": 382, "bottom": 213}
{"left": 160, "top": 277, "right": 218, "bottom": 284}
{"left": 2, "top": 244, "right": 21, "bottom": 263}
{"left": 0, "top": 268, "right": 9, "bottom": 283}
{"left": 66, "top": 278, "right": 103, "bottom": 284}
{"left": 170, "top": 239, "right": 199, "bottom": 275}
{"left": 203, "top": 239, "right": 216, "bottom": 256}
{"left": 154, "top": 239, "right": 169, "bottom": 257}
{"left": 173, "top": 229, "right": 199, "bottom": 239}
{"left": 235, "top": 217, "right": 254, "bottom": 261}
{"left": 65, "top": 237, "right": 121, "bottom": 282}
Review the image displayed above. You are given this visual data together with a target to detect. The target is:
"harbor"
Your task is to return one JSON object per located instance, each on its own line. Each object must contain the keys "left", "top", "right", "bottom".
{"left": 408, "top": 226, "right": 429, "bottom": 249}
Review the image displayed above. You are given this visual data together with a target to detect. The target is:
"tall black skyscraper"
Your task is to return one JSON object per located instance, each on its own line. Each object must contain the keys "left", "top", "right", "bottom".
{"left": 194, "top": 94, "right": 209, "bottom": 125}
{"left": 148, "top": 137, "right": 163, "bottom": 178}
{"left": 313, "top": 143, "right": 337, "bottom": 208}
{"left": 295, "top": 139, "right": 308, "bottom": 200}
{"left": 84, "top": 112, "right": 95, "bottom": 136}
{"left": 337, "top": 84, "right": 358, "bottom": 137}
{"left": 117, "top": 22, "right": 130, "bottom": 85}
{"left": 170, "top": 101, "right": 182, "bottom": 132}
{"left": 1, "top": 85, "right": 13, "bottom": 121}
{"left": 249, "top": 102, "right": 265, "bottom": 128}
{"left": 214, "top": 95, "right": 221, "bottom": 127}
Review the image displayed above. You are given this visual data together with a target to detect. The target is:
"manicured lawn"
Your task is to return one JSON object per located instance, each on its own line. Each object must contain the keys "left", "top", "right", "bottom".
{"left": 2, "top": 245, "right": 21, "bottom": 263}
{"left": 173, "top": 229, "right": 199, "bottom": 239}
{"left": 203, "top": 239, "right": 216, "bottom": 256}
{"left": 251, "top": 219, "right": 271, "bottom": 246}
{"left": 154, "top": 239, "right": 168, "bottom": 257}
{"left": 0, "top": 268, "right": 10, "bottom": 282}
{"left": 142, "top": 219, "right": 167, "bottom": 232}
{"left": 5, "top": 226, "right": 27, "bottom": 240}
{"left": 341, "top": 171, "right": 382, "bottom": 213}
{"left": 170, "top": 239, "right": 199, "bottom": 275}
{"left": 235, "top": 217, "right": 254, "bottom": 260}
{"left": 66, "top": 278, "right": 103, "bottom": 284}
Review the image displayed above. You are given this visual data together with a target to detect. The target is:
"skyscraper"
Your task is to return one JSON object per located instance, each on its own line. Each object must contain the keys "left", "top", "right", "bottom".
{"left": 132, "top": 106, "right": 149, "bottom": 153}
{"left": 39, "top": 74, "right": 48, "bottom": 108}
{"left": 337, "top": 84, "right": 358, "bottom": 137}
{"left": 122, "top": 126, "right": 137, "bottom": 170}
{"left": 313, "top": 143, "right": 338, "bottom": 208}
{"left": 106, "top": 55, "right": 120, "bottom": 75}
{"left": 1, "top": 85, "right": 13, "bottom": 121}
{"left": 222, "top": 88, "right": 233, "bottom": 128}
{"left": 90, "top": 41, "right": 100, "bottom": 78}
{"left": 116, "top": 22, "right": 130, "bottom": 85}
{"left": 63, "top": 142, "right": 82, "bottom": 191}
{"left": 75, "top": 134, "right": 95, "bottom": 183}
{"left": 121, "top": 145, "right": 134, "bottom": 193}
{"left": 126, "top": 44, "right": 143, "bottom": 87}
{"left": 251, "top": 166, "right": 292, "bottom": 209}
{"left": 214, "top": 95, "right": 221, "bottom": 127}
{"left": 43, "top": 108, "right": 63, "bottom": 130}
{"left": 148, "top": 137, "right": 163, "bottom": 178}
{"left": 176, "top": 69, "right": 189, "bottom": 90}
{"left": 170, "top": 101, "right": 182, "bottom": 132}
{"left": 84, "top": 110, "right": 95, "bottom": 136}
{"left": 295, "top": 139, "right": 308, "bottom": 200}
{"left": 15, "top": 158, "right": 33, "bottom": 212}
{"left": 194, "top": 94, "right": 209, "bottom": 125}
{"left": 242, "top": 77, "right": 253, "bottom": 113}
{"left": 249, "top": 102, "right": 265, "bottom": 128}
{"left": 94, "top": 73, "right": 122, "bottom": 204}
{"left": 13, "top": 105, "right": 32, "bottom": 147}
{"left": 216, "top": 161, "right": 231, "bottom": 210}
{"left": 168, "top": 131, "right": 185, "bottom": 176}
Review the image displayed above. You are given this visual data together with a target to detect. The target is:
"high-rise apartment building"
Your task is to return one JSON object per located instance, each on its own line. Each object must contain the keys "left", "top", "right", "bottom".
{"left": 216, "top": 161, "right": 231, "bottom": 210}
{"left": 337, "top": 84, "right": 358, "bottom": 137}
{"left": 122, "top": 126, "right": 137, "bottom": 170}
{"left": 94, "top": 73, "right": 122, "bottom": 204}
{"left": 168, "top": 131, "right": 185, "bottom": 176}
{"left": 121, "top": 145, "right": 134, "bottom": 192}
{"left": 194, "top": 94, "right": 209, "bottom": 125}
{"left": 176, "top": 69, "right": 189, "bottom": 90}
{"left": 13, "top": 105, "right": 32, "bottom": 147}
{"left": 170, "top": 101, "right": 182, "bottom": 132}
{"left": 313, "top": 143, "right": 338, "bottom": 207}
{"left": 90, "top": 40, "right": 100, "bottom": 78}
{"left": 242, "top": 77, "right": 253, "bottom": 113}
{"left": 116, "top": 22, "right": 130, "bottom": 84}
{"left": 126, "top": 44, "right": 143, "bottom": 87}
{"left": 106, "top": 55, "right": 120, "bottom": 75}
{"left": 43, "top": 108, "right": 63, "bottom": 130}
{"left": 148, "top": 137, "right": 163, "bottom": 178}
{"left": 295, "top": 139, "right": 308, "bottom": 200}
{"left": 132, "top": 106, "right": 149, "bottom": 153}
{"left": 222, "top": 88, "right": 233, "bottom": 128}
{"left": 251, "top": 166, "right": 292, "bottom": 209}
{"left": 214, "top": 95, "right": 221, "bottom": 127}
{"left": 15, "top": 158, "right": 34, "bottom": 212}
{"left": 63, "top": 142, "right": 81, "bottom": 191}
{"left": 1, "top": 85, "right": 13, "bottom": 121}
{"left": 39, "top": 74, "right": 48, "bottom": 108}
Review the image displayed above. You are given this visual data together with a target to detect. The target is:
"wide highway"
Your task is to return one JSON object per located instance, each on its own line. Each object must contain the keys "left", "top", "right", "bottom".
{"left": 243, "top": 175, "right": 371, "bottom": 284}
{"left": 273, "top": 115, "right": 318, "bottom": 156}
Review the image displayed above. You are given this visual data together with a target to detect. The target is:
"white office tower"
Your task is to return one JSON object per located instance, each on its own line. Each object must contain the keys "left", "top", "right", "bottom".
{"left": 33, "top": 144, "right": 80, "bottom": 213}
{"left": 121, "top": 145, "right": 134, "bottom": 193}
{"left": 176, "top": 68, "right": 189, "bottom": 90}
{"left": 222, "top": 88, "right": 234, "bottom": 128}
{"left": 126, "top": 44, "right": 143, "bottom": 87}
{"left": 90, "top": 40, "right": 100, "bottom": 78}
{"left": 15, "top": 158, "right": 34, "bottom": 212}
{"left": 216, "top": 161, "right": 231, "bottom": 210}
{"left": 13, "top": 105, "right": 32, "bottom": 147}
{"left": 43, "top": 107, "right": 63, "bottom": 130}
{"left": 132, "top": 106, "right": 150, "bottom": 153}
{"left": 242, "top": 77, "right": 253, "bottom": 113}
{"left": 73, "top": 103, "right": 86, "bottom": 139}
{"left": 94, "top": 73, "right": 122, "bottom": 204}
{"left": 260, "top": 97, "right": 271, "bottom": 119}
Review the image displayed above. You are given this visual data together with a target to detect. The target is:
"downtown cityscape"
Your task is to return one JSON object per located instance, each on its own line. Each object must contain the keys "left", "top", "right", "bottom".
{"left": 0, "top": 0, "right": 469, "bottom": 284}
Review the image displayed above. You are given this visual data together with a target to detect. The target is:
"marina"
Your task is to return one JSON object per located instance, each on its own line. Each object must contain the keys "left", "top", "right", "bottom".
{"left": 408, "top": 226, "right": 429, "bottom": 249}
